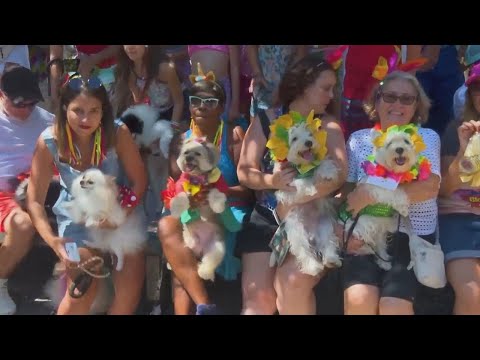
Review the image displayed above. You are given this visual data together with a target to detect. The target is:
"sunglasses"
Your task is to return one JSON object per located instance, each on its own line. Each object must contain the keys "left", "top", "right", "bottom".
{"left": 10, "top": 99, "right": 38, "bottom": 109}
{"left": 379, "top": 92, "right": 418, "bottom": 106}
{"left": 189, "top": 96, "right": 219, "bottom": 109}
{"left": 63, "top": 73, "right": 103, "bottom": 91}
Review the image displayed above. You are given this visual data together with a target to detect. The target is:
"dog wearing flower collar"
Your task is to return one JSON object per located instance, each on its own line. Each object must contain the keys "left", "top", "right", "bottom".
{"left": 163, "top": 137, "right": 228, "bottom": 281}
{"left": 267, "top": 110, "right": 341, "bottom": 276}
{"left": 341, "top": 124, "right": 431, "bottom": 270}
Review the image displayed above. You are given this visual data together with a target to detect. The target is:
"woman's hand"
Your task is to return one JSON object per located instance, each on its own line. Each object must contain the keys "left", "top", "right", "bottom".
{"left": 346, "top": 184, "right": 376, "bottom": 216}
{"left": 271, "top": 162, "right": 296, "bottom": 191}
{"left": 458, "top": 120, "right": 480, "bottom": 152}
{"left": 97, "top": 218, "right": 118, "bottom": 230}
{"left": 77, "top": 53, "right": 95, "bottom": 80}
{"left": 51, "top": 236, "right": 80, "bottom": 268}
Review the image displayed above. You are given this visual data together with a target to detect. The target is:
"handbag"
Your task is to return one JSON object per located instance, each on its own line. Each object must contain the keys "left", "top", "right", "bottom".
{"left": 405, "top": 216, "right": 447, "bottom": 289}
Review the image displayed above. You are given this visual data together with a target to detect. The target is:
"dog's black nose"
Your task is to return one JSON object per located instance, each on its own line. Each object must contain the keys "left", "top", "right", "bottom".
{"left": 305, "top": 140, "right": 313, "bottom": 148}
{"left": 185, "top": 155, "right": 194, "bottom": 162}
{"left": 395, "top": 147, "right": 404, "bottom": 155}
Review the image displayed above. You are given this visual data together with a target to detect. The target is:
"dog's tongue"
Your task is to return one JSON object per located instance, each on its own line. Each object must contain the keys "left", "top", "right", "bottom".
{"left": 395, "top": 157, "right": 406, "bottom": 166}
{"left": 185, "top": 163, "right": 195, "bottom": 172}
{"left": 301, "top": 150, "right": 314, "bottom": 162}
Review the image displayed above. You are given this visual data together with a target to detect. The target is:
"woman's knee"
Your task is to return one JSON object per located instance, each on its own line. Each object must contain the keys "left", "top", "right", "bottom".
{"left": 8, "top": 210, "right": 35, "bottom": 236}
{"left": 158, "top": 216, "right": 182, "bottom": 246}
{"left": 453, "top": 282, "right": 480, "bottom": 310}
{"left": 243, "top": 283, "right": 277, "bottom": 315}
{"left": 275, "top": 260, "right": 319, "bottom": 294}
{"left": 379, "top": 297, "right": 413, "bottom": 315}
{"left": 344, "top": 284, "right": 379, "bottom": 310}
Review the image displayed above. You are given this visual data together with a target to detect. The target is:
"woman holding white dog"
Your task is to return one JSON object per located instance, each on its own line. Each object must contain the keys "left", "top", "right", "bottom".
{"left": 26, "top": 73, "right": 147, "bottom": 315}
{"left": 341, "top": 70, "right": 441, "bottom": 315}
{"left": 237, "top": 52, "right": 348, "bottom": 315}
{"left": 158, "top": 72, "right": 253, "bottom": 315}
{"left": 438, "top": 63, "right": 480, "bottom": 314}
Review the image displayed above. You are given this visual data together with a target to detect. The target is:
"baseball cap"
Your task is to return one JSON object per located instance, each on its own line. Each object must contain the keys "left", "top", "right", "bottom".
{"left": 465, "top": 45, "right": 480, "bottom": 67}
{"left": 0, "top": 66, "right": 44, "bottom": 104}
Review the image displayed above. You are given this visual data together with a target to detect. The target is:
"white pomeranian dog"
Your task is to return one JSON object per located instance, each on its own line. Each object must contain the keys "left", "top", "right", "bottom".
{"left": 64, "top": 168, "right": 146, "bottom": 271}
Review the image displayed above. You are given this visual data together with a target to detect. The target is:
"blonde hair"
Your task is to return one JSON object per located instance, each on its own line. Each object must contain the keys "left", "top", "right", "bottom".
{"left": 363, "top": 71, "right": 431, "bottom": 125}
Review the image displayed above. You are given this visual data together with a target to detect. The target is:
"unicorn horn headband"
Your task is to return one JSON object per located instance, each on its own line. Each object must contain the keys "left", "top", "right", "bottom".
{"left": 189, "top": 62, "right": 216, "bottom": 84}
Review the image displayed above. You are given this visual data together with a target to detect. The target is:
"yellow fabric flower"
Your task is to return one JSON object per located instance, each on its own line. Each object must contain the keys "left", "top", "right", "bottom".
{"left": 411, "top": 133, "right": 426, "bottom": 153}
{"left": 266, "top": 110, "right": 328, "bottom": 164}
{"left": 372, "top": 56, "right": 389, "bottom": 81}
{"left": 183, "top": 181, "right": 201, "bottom": 196}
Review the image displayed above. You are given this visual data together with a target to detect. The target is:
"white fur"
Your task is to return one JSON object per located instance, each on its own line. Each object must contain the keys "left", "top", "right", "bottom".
{"left": 121, "top": 104, "right": 174, "bottom": 215}
{"left": 64, "top": 169, "right": 146, "bottom": 271}
{"left": 170, "top": 138, "right": 226, "bottom": 281}
{"left": 121, "top": 104, "right": 173, "bottom": 158}
{"left": 343, "top": 131, "right": 417, "bottom": 270}
{"left": 273, "top": 123, "right": 341, "bottom": 276}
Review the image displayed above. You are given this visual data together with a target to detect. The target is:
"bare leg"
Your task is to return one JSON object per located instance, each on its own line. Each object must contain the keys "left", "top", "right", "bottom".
{"left": 172, "top": 273, "right": 195, "bottom": 315}
{"left": 447, "top": 258, "right": 480, "bottom": 315}
{"left": 158, "top": 216, "right": 209, "bottom": 305}
{"left": 241, "top": 252, "right": 276, "bottom": 315}
{"left": 0, "top": 209, "right": 36, "bottom": 278}
{"left": 274, "top": 254, "right": 323, "bottom": 315}
{"left": 108, "top": 251, "right": 145, "bottom": 315}
{"left": 57, "top": 247, "right": 100, "bottom": 315}
{"left": 344, "top": 284, "right": 380, "bottom": 315}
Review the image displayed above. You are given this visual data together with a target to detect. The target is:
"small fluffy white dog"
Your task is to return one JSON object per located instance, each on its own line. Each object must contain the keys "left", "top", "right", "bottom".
{"left": 169, "top": 138, "right": 227, "bottom": 281}
{"left": 272, "top": 121, "right": 341, "bottom": 276}
{"left": 64, "top": 169, "right": 146, "bottom": 271}
{"left": 121, "top": 104, "right": 174, "bottom": 214}
{"left": 343, "top": 129, "right": 416, "bottom": 270}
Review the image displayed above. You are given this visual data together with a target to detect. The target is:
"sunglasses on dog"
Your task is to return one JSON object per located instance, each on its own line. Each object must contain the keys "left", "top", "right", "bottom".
{"left": 189, "top": 96, "right": 219, "bottom": 109}
{"left": 379, "top": 92, "right": 418, "bottom": 106}
{"left": 63, "top": 73, "right": 104, "bottom": 91}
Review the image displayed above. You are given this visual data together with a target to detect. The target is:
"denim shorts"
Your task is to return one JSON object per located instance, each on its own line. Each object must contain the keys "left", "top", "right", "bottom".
{"left": 439, "top": 213, "right": 480, "bottom": 262}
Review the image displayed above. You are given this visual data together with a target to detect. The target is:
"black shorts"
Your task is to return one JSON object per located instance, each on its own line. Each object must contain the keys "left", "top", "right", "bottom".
{"left": 342, "top": 232, "right": 436, "bottom": 302}
{"left": 235, "top": 205, "right": 277, "bottom": 255}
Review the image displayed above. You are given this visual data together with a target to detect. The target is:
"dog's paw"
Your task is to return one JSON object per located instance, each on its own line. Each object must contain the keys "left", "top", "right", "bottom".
{"left": 301, "top": 261, "right": 324, "bottom": 276}
{"left": 85, "top": 218, "right": 100, "bottom": 228}
{"left": 197, "top": 263, "right": 216, "bottom": 281}
{"left": 170, "top": 193, "right": 190, "bottom": 218}
{"left": 208, "top": 189, "right": 227, "bottom": 214}
{"left": 315, "top": 159, "right": 338, "bottom": 181}
{"left": 323, "top": 252, "right": 342, "bottom": 268}
{"left": 395, "top": 204, "right": 410, "bottom": 217}
{"left": 376, "top": 258, "right": 392, "bottom": 271}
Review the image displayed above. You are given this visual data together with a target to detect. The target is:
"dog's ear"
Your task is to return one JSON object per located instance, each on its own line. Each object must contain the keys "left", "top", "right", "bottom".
{"left": 122, "top": 114, "right": 143, "bottom": 135}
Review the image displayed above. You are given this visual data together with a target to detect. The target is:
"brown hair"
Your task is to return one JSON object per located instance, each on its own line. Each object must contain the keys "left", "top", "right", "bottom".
{"left": 278, "top": 52, "right": 337, "bottom": 115}
{"left": 112, "top": 45, "right": 170, "bottom": 117}
{"left": 55, "top": 77, "right": 115, "bottom": 157}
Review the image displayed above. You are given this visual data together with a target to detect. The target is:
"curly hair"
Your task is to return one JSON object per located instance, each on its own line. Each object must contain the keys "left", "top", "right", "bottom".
{"left": 278, "top": 52, "right": 337, "bottom": 114}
